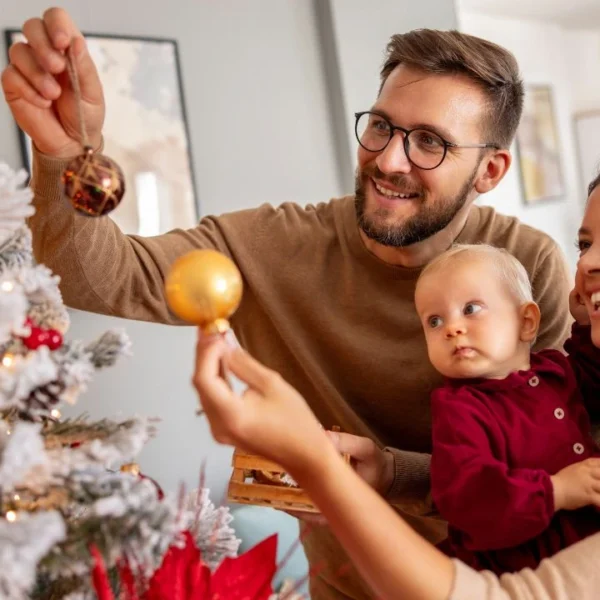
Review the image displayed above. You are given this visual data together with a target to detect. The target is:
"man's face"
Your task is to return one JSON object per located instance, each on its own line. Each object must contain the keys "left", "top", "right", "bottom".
{"left": 355, "top": 65, "right": 491, "bottom": 247}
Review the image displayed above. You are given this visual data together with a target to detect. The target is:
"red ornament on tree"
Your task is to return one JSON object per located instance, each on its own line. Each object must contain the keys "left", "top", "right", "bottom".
{"left": 47, "top": 330, "right": 64, "bottom": 350}
{"left": 23, "top": 327, "right": 50, "bottom": 350}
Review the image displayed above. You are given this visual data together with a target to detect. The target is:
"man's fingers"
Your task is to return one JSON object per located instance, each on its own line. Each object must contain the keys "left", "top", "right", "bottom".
{"left": 8, "top": 42, "right": 61, "bottom": 100}
{"left": 1, "top": 64, "right": 52, "bottom": 109}
{"left": 42, "top": 7, "right": 81, "bottom": 50}
{"left": 325, "top": 431, "right": 377, "bottom": 462}
{"left": 21, "top": 17, "right": 65, "bottom": 73}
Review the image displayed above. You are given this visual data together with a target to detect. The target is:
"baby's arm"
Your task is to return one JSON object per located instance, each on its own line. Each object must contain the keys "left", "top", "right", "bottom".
{"left": 431, "top": 388, "right": 555, "bottom": 550}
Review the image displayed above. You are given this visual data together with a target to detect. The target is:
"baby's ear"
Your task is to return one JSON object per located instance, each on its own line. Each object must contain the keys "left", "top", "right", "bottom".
{"left": 519, "top": 301, "right": 541, "bottom": 343}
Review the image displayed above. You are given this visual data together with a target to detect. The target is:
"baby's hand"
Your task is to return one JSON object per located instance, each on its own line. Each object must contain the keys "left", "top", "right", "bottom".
{"left": 550, "top": 458, "right": 600, "bottom": 511}
{"left": 569, "top": 288, "right": 590, "bottom": 326}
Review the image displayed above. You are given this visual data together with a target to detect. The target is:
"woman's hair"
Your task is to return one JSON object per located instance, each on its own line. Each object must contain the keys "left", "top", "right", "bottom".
{"left": 418, "top": 243, "right": 533, "bottom": 304}
{"left": 589, "top": 171, "right": 600, "bottom": 197}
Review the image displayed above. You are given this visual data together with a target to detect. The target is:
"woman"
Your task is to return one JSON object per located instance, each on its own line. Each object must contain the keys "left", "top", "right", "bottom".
{"left": 192, "top": 173, "right": 600, "bottom": 600}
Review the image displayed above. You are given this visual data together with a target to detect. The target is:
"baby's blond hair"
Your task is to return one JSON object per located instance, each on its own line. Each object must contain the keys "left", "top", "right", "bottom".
{"left": 418, "top": 243, "right": 533, "bottom": 305}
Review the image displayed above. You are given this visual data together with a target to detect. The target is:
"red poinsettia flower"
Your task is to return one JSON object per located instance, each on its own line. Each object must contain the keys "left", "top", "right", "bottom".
{"left": 91, "top": 531, "right": 278, "bottom": 600}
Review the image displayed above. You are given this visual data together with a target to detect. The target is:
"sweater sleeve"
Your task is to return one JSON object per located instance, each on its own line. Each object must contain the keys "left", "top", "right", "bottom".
{"left": 27, "top": 145, "right": 254, "bottom": 324}
{"left": 564, "top": 324, "right": 600, "bottom": 420}
{"left": 431, "top": 388, "right": 555, "bottom": 550}
{"left": 450, "top": 532, "right": 600, "bottom": 600}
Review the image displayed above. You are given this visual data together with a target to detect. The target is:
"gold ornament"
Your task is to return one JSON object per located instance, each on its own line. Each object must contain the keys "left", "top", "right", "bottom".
{"left": 165, "top": 249, "right": 243, "bottom": 334}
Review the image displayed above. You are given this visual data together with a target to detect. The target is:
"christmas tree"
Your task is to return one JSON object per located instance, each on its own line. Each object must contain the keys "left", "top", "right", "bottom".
{"left": 0, "top": 162, "right": 254, "bottom": 599}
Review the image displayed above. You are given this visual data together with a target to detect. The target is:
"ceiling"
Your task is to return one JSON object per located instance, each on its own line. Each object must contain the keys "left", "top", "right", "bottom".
{"left": 456, "top": 0, "right": 600, "bottom": 29}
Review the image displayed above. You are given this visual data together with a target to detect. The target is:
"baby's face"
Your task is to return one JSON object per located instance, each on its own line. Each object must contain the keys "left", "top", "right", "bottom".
{"left": 415, "top": 259, "right": 526, "bottom": 379}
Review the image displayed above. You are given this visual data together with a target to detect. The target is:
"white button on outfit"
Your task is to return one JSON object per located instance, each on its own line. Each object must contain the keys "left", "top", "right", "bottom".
{"left": 554, "top": 408, "right": 565, "bottom": 420}
{"left": 573, "top": 443, "right": 585, "bottom": 455}
{"left": 528, "top": 376, "right": 540, "bottom": 387}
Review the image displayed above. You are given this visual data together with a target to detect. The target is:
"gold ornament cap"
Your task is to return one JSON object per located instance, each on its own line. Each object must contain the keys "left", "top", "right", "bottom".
{"left": 165, "top": 249, "right": 243, "bottom": 333}
{"left": 120, "top": 462, "right": 141, "bottom": 476}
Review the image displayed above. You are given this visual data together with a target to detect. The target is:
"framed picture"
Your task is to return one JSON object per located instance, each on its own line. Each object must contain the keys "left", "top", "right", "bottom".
{"left": 515, "top": 85, "right": 565, "bottom": 205}
{"left": 4, "top": 30, "right": 198, "bottom": 235}
{"left": 574, "top": 110, "right": 600, "bottom": 202}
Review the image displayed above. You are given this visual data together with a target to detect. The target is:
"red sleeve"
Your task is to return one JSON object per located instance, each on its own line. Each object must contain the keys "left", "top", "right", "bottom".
{"left": 430, "top": 387, "right": 555, "bottom": 551}
{"left": 564, "top": 324, "right": 600, "bottom": 419}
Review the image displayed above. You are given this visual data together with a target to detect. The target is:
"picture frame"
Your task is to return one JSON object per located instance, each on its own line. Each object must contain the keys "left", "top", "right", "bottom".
{"left": 515, "top": 85, "right": 565, "bottom": 205}
{"left": 4, "top": 29, "right": 199, "bottom": 235}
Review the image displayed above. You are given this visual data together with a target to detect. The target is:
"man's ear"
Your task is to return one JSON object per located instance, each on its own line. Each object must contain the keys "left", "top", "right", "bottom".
{"left": 475, "top": 149, "right": 511, "bottom": 194}
{"left": 519, "top": 301, "right": 541, "bottom": 343}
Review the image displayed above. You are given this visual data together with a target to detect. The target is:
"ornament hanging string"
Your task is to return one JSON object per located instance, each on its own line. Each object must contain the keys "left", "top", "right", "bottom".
{"left": 64, "top": 44, "right": 90, "bottom": 152}
{"left": 60, "top": 41, "right": 126, "bottom": 217}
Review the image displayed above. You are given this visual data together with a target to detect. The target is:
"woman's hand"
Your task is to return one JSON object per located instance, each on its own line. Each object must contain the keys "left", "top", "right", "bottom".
{"left": 192, "top": 332, "right": 331, "bottom": 477}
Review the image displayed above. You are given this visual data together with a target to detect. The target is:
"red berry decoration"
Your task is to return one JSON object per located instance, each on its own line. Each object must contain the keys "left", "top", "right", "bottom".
{"left": 23, "top": 328, "right": 50, "bottom": 350}
{"left": 47, "top": 330, "right": 64, "bottom": 350}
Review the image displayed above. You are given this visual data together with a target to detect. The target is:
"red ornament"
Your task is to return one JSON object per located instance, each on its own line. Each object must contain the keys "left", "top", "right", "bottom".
{"left": 23, "top": 327, "right": 50, "bottom": 350}
{"left": 47, "top": 330, "right": 64, "bottom": 350}
{"left": 62, "top": 147, "right": 125, "bottom": 217}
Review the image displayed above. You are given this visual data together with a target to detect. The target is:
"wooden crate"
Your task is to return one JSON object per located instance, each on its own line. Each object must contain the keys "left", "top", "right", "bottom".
{"left": 227, "top": 429, "right": 350, "bottom": 513}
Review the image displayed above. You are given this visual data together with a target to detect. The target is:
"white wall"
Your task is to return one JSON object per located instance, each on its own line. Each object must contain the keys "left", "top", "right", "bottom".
{"left": 563, "top": 29, "right": 600, "bottom": 115}
{"left": 457, "top": 11, "right": 585, "bottom": 267}
{"left": 0, "top": 0, "right": 342, "bottom": 501}
{"left": 0, "top": 1, "right": 459, "bottom": 500}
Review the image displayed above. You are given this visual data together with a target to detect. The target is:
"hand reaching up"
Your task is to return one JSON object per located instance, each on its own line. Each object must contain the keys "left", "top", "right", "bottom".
{"left": 1, "top": 8, "right": 104, "bottom": 158}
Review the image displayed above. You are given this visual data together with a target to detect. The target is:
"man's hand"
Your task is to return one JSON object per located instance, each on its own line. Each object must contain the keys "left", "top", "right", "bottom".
{"left": 1, "top": 8, "right": 104, "bottom": 158}
{"left": 286, "top": 433, "right": 394, "bottom": 526}
{"left": 327, "top": 431, "right": 394, "bottom": 495}
{"left": 551, "top": 458, "right": 600, "bottom": 511}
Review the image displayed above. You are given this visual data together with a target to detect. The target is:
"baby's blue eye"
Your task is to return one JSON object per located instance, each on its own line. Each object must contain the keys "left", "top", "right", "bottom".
{"left": 464, "top": 303, "right": 482, "bottom": 316}
{"left": 428, "top": 316, "right": 443, "bottom": 328}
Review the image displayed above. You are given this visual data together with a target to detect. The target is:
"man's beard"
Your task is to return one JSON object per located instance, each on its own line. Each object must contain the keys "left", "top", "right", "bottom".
{"left": 354, "top": 164, "right": 479, "bottom": 248}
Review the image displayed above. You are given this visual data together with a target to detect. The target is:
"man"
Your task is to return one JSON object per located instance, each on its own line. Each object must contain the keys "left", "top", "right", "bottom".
{"left": 1, "top": 8, "right": 572, "bottom": 599}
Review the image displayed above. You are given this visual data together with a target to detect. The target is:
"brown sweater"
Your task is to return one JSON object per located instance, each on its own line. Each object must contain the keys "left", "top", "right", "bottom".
{"left": 29, "top": 149, "right": 573, "bottom": 600}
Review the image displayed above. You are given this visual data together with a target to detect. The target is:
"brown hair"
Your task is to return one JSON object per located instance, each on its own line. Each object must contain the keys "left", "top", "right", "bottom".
{"left": 589, "top": 172, "right": 600, "bottom": 197}
{"left": 380, "top": 29, "right": 524, "bottom": 149}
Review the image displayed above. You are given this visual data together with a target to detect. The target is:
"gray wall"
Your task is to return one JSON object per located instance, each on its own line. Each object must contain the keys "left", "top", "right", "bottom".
{"left": 0, "top": 0, "right": 457, "bottom": 501}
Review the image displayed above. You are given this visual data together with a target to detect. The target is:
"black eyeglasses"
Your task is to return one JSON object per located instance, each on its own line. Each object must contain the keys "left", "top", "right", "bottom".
{"left": 354, "top": 111, "right": 500, "bottom": 171}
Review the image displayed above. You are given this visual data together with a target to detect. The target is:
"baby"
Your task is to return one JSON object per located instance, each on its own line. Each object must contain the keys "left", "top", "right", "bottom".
{"left": 416, "top": 244, "right": 600, "bottom": 575}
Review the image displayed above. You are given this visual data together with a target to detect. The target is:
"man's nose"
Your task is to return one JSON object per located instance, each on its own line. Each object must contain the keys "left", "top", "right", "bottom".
{"left": 375, "top": 133, "right": 412, "bottom": 175}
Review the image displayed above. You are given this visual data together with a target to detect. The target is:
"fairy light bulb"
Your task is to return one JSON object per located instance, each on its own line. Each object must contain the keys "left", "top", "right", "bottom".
{"left": 2, "top": 354, "right": 14, "bottom": 368}
{"left": 5, "top": 511, "right": 17, "bottom": 523}
{"left": 50, "top": 409, "right": 61, "bottom": 420}
{"left": 1, "top": 281, "right": 14, "bottom": 292}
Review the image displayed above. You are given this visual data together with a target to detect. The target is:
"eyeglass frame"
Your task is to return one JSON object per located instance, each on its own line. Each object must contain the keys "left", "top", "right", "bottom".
{"left": 354, "top": 111, "right": 500, "bottom": 171}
